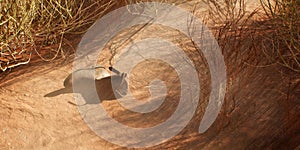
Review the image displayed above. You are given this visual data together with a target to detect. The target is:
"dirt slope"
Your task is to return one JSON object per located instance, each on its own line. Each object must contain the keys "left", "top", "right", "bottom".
{"left": 1, "top": 1, "right": 299, "bottom": 150}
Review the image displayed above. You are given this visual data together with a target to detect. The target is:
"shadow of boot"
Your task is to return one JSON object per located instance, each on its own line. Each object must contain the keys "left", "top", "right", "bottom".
{"left": 44, "top": 87, "right": 73, "bottom": 97}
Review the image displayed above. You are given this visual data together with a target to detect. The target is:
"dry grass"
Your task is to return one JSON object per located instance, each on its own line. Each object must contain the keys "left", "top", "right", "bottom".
{"left": 0, "top": 0, "right": 116, "bottom": 71}
{"left": 0, "top": 0, "right": 192, "bottom": 72}
{"left": 259, "top": 0, "right": 300, "bottom": 72}
{"left": 204, "top": 0, "right": 299, "bottom": 74}
{"left": 0, "top": 0, "right": 299, "bottom": 74}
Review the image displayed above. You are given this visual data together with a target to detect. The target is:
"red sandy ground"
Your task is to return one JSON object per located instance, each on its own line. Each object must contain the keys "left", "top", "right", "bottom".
{"left": 0, "top": 1, "right": 299, "bottom": 149}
